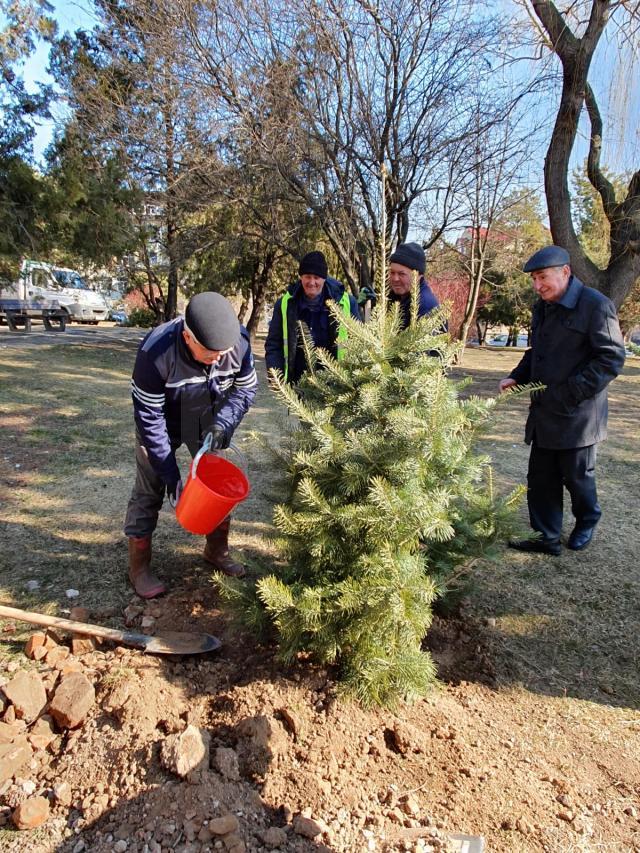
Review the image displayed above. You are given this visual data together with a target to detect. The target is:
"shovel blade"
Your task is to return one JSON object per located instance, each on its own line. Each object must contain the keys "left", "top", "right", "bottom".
{"left": 140, "top": 630, "right": 222, "bottom": 656}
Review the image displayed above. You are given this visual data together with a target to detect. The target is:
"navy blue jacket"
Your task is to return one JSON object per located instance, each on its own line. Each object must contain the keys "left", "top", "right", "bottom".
{"left": 131, "top": 318, "right": 257, "bottom": 490}
{"left": 265, "top": 277, "right": 360, "bottom": 383}
{"left": 509, "top": 275, "right": 625, "bottom": 449}
{"left": 389, "top": 278, "right": 440, "bottom": 329}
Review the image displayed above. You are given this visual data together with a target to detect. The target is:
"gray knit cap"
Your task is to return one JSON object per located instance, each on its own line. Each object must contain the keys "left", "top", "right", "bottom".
{"left": 389, "top": 242, "right": 426, "bottom": 275}
{"left": 185, "top": 292, "right": 240, "bottom": 351}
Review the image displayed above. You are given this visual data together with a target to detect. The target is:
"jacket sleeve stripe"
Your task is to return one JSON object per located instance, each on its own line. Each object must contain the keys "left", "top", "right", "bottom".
{"left": 209, "top": 367, "right": 238, "bottom": 379}
{"left": 234, "top": 369, "right": 258, "bottom": 387}
{"left": 131, "top": 381, "right": 165, "bottom": 408}
{"left": 165, "top": 376, "right": 207, "bottom": 389}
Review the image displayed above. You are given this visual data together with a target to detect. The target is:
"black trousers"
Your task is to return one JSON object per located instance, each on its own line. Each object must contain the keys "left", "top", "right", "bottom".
{"left": 527, "top": 443, "right": 601, "bottom": 542}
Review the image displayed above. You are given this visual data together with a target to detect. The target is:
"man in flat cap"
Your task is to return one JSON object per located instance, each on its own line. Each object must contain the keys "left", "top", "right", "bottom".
{"left": 499, "top": 246, "right": 625, "bottom": 555}
{"left": 388, "top": 242, "right": 440, "bottom": 327}
{"left": 125, "top": 292, "right": 258, "bottom": 597}
{"left": 265, "top": 250, "right": 359, "bottom": 384}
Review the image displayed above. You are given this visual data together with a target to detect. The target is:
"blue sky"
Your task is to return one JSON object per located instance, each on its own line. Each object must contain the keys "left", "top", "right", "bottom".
{"left": 21, "top": 0, "right": 98, "bottom": 160}
{"left": 18, "top": 0, "right": 640, "bottom": 181}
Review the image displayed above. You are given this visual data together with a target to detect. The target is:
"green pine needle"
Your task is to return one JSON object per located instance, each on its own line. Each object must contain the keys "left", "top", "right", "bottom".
{"left": 234, "top": 281, "right": 531, "bottom": 707}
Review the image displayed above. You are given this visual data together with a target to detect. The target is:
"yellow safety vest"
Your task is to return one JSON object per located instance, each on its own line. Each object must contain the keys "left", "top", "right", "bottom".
{"left": 280, "top": 291, "right": 351, "bottom": 382}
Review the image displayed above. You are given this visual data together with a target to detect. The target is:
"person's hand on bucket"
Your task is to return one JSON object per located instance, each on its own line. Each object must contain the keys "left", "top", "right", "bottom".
{"left": 211, "top": 427, "right": 230, "bottom": 450}
{"left": 168, "top": 479, "right": 183, "bottom": 509}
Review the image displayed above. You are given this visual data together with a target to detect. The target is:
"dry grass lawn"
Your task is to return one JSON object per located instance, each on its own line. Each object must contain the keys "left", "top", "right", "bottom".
{"left": 1, "top": 338, "right": 638, "bottom": 707}
{"left": 0, "top": 333, "right": 639, "bottom": 853}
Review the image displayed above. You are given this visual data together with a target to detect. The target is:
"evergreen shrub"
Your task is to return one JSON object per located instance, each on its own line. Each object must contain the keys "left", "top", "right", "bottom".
{"left": 217, "top": 292, "right": 526, "bottom": 707}
{"left": 126, "top": 307, "right": 156, "bottom": 328}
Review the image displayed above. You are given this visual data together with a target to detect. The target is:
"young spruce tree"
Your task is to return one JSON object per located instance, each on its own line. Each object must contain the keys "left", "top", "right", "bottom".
{"left": 217, "top": 238, "right": 526, "bottom": 708}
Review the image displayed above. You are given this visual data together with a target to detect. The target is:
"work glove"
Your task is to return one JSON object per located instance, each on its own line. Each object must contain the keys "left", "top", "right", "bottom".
{"left": 168, "top": 479, "right": 183, "bottom": 509}
{"left": 210, "top": 427, "right": 230, "bottom": 450}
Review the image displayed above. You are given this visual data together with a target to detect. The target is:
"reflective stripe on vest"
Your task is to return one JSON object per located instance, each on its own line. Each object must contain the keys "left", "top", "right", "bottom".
{"left": 281, "top": 292, "right": 292, "bottom": 382}
{"left": 281, "top": 290, "right": 352, "bottom": 380}
{"left": 336, "top": 292, "right": 350, "bottom": 361}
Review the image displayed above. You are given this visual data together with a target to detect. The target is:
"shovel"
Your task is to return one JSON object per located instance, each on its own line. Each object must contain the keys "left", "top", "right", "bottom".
{"left": 0, "top": 604, "right": 221, "bottom": 656}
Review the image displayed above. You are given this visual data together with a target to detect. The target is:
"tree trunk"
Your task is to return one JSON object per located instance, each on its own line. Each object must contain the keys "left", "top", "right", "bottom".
{"left": 532, "top": 0, "right": 640, "bottom": 308}
{"left": 237, "top": 296, "right": 250, "bottom": 324}
{"left": 164, "top": 101, "right": 179, "bottom": 320}
{"left": 246, "top": 249, "right": 276, "bottom": 340}
{"left": 457, "top": 227, "right": 483, "bottom": 359}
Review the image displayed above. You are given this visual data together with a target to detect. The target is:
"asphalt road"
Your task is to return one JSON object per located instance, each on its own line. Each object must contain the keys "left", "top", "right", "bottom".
{"left": 0, "top": 322, "right": 147, "bottom": 350}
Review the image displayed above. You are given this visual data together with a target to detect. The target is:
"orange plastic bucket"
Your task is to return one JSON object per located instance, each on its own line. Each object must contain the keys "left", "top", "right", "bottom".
{"left": 176, "top": 437, "right": 249, "bottom": 535}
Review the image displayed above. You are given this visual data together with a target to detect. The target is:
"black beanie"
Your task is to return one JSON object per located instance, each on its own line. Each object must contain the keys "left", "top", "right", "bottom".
{"left": 184, "top": 292, "right": 240, "bottom": 351}
{"left": 299, "top": 251, "right": 328, "bottom": 279}
{"left": 389, "top": 242, "right": 426, "bottom": 275}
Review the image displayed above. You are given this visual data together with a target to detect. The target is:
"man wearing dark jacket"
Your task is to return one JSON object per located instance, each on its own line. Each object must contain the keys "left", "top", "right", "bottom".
{"left": 388, "top": 242, "right": 440, "bottom": 327}
{"left": 265, "top": 251, "right": 360, "bottom": 384}
{"left": 500, "top": 246, "right": 625, "bottom": 555}
{"left": 125, "top": 292, "right": 258, "bottom": 597}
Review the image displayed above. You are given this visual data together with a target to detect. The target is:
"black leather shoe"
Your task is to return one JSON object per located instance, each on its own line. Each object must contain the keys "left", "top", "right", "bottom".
{"left": 508, "top": 538, "right": 561, "bottom": 556}
{"left": 567, "top": 525, "right": 596, "bottom": 550}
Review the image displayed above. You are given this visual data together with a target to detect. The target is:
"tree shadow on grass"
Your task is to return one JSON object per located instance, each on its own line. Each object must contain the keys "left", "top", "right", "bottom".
{"left": 432, "top": 533, "right": 640, "bottom": 712}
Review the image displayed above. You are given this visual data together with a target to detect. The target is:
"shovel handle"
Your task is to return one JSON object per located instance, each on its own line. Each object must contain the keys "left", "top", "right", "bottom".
{"left": 0, "top": 604, "right": 221, "bottom": 656}
{"left": 0, "top": 603, "right": 143, "bottom": 647}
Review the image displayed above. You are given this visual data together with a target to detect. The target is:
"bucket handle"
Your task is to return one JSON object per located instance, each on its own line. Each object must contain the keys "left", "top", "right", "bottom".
{"left": 191, "top": 432, "right": 213, "bottom": 480}
{"left": 226, "top": 441, "right": 248, "bottom": 475}
{"left": 191, "top": 434, "right": 248, "bottom": 480}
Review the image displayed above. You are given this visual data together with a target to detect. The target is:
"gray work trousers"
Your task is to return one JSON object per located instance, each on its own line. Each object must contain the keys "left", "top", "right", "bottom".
{"left": 123, "top": 431, "right": 195, "bottom": 539}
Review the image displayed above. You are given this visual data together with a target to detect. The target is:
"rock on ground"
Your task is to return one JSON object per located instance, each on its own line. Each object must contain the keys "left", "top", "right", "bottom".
{"left": 236, "top": 714, "right": 289, "bottom": 777}
{"left": 214, "top": 746, "right": 240, "bottom": 780}
{"left": 12, "top": 795, "right": 50, "bottom": 829}
{"left": 48, "top": 672, "right": 95, "bottom": 729}
{"left": 2, "top": 670, "right": 47, "bottom": 723}
{"left": 160, "top": 725, "right": 210, "bottom": 778}
{"left": 0, "top": 737, "right": 33, "bottom": 784}
{"left": 293, "top": 814, "right": 324, "bottom": 838}
{"left": 260, "top": 826, "right": 288, "bottom": 848}
{"left": 209, "top": 813, "right": 240, "bottom": 835}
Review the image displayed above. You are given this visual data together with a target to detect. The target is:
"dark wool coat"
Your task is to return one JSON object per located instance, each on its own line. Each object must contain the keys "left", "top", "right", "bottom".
{"left": 509, "top": 275, "right": 625, "bottom": 449}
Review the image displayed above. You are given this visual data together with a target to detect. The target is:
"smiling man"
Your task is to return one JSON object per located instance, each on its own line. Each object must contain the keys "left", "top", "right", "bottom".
{"left": 388, "top": 242, "right": 439, "bottom": 327}
{"left": 124, "top": 291, "right": 258, "bottom": 597}
{"left": 499, "top": 245, "right": 625, "bottom": 556}
{"left": 265, "top": 251, "right": 359, "bottom": 384}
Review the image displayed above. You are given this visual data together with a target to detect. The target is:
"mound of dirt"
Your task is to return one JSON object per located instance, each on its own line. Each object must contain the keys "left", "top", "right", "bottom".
{"left": 1, "top": 585, "right": 638, "bottom": 853}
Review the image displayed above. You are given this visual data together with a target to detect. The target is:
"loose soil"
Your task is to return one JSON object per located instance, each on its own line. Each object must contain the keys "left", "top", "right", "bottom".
{"left": 0, "top": 334, "right": 639, "bottom": 853}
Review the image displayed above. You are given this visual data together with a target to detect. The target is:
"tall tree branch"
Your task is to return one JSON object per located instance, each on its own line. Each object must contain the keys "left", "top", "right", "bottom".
{"left": 584, "top": 82, "right": 617, "bottom": 219}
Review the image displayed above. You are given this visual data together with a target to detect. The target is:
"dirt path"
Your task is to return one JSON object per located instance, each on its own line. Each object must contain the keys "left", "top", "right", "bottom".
{"left": 0, "top": 337, "right": 639, "bottom": 852}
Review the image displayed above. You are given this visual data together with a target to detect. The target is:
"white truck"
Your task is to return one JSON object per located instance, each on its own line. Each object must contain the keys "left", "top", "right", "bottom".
{"left": 0, "top": 260, "right": 109, "bottom": 328}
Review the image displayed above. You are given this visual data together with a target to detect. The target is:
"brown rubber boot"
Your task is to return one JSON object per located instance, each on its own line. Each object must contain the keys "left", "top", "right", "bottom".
{"left": 128, "top": 536, "right": 166, "bottom": 598}
{"left": 203, "top": 518, "right": 246, "bottom": 578}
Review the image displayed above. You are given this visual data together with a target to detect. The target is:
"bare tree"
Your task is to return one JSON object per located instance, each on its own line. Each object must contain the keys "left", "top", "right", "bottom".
{"left": 173, "top": 0, "right": 516, "bottom": 292}
{"left": 525, "top": 0, "right": 640, "bottom": 308}
{"left": 447, "top": 98, "right": 539, "bottom": 353}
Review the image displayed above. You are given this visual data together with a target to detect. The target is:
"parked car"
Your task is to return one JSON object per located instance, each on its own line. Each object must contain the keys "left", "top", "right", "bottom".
{"left": 488, "top": 334, "right": 508, "bottom": 345}
{"left": 488, "top": 334, "right": 529, "bottom": 347}
{"left": 108, "top": 309, "right": 128, "bottom": 325}
{"left": 0, "top": 260, "right": 109, "bottom": 324}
